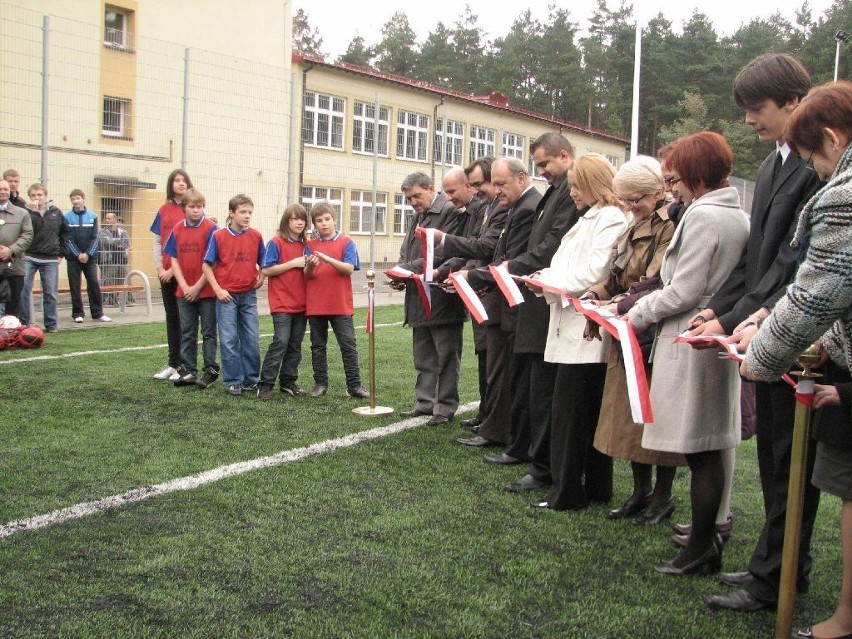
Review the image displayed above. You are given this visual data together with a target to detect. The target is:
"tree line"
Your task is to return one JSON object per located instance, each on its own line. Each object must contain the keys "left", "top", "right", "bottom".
{"left": 293, "top": 0, "right": 852, "bottom": 180}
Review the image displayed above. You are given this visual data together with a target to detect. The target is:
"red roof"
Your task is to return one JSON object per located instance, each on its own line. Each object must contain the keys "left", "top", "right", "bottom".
{"left": 293, "top": 53, "right": 629, "bottom": 146}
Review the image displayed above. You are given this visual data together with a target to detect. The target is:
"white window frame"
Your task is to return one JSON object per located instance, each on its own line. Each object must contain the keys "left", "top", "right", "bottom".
{"left": 469, "top": 126, "right": 496, "bottom": 163}
{"left": 301, "top": 186, "right": 343, "bottom": 232}
{"left": 104, "top": 6, "right": 131, "bottom": 50}
{"left": 303, "top": 91, "right": 345, "bottom": 150}
{"left": 393, "top": 194, "right": 415, "bottom": 235}
{"left": 606, "top": 155, "right": 621, "bottom": 169}
{"left": 502, "top": 133, "right": 525, "bottom": 161}
{"left": 353, "top": 102, "right": 390, "bottom": 156}
{"left": 434, "top": 118, "right": 464, "bottom": 166}
{"left": 396, "top": 110, "right": 429, "bottom": 162}
{"left": 102, "top": 96, "right": 132, "bottom": 139}
{"left": 349, "top": 190, "right": 387, "bottom": 235}
{"left": 528, "top": 157, "right": 545, "bottom": 181}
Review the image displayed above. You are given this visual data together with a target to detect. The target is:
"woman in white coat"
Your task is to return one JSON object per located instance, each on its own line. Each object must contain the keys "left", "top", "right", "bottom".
{"left": 533, "top": 154, "right": 628, "bottom": 511}
{"left": 628, "top": 132, "right": 749, "bottom": 575}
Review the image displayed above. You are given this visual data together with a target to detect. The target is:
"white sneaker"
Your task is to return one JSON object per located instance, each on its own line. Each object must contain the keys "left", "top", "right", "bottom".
{"left": 168, "top": 370, "right": 181, "bottom": 381}
{"left": 96, "top": 315, "right": 112, "bottom": 322}
{"left": 73, "top": 317, "right": 83, "bottom": 323}
{"left": 154, "top": 366, "right": 178, "bottom": 380}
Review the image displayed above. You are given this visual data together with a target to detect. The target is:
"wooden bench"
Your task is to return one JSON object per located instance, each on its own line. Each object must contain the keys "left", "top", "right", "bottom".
{"left": 31, "top": 269, "right": 153, "bottom": 316}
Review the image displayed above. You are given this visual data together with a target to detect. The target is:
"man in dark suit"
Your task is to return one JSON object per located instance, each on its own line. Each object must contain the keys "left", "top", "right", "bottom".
{"left": 489, "top": 133, "right": 583, "bottom": 494}
{"left": 433, "top": 159, "right": 508, "bottom": 430}
{"left": 456, "top": 157, "right": 541, "bottom": 448}
{"left": 689, "top": 54, "right": 824, "bottom": 612}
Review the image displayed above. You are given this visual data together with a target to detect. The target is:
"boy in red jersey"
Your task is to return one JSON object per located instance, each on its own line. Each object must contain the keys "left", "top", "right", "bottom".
{"left": 163, "top": 188, "right": 219, "bottom": 389}
{"left": 257, "top": 204, "right": 309, "bottom": 401}
{"left": 202, "top": 194, "right": 265, "bottom": 396}
{"left": 304, "top": 202, "right": 368, "bottom": 398}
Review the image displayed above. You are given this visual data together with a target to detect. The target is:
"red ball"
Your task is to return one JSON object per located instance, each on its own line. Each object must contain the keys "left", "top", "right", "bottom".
{"left": 17, "top": 326, "right": 44, "bottom": 349}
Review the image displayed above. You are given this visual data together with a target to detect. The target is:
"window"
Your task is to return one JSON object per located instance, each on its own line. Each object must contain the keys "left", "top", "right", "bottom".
{"left": 502, "top": 133, "right": 524, "bottom": 160}
{"left": 469, "top": 126, "right": 495, "bottom": 163}
{"left": 102, "top": 96, "right": 132, "bottom": 139}
{"left": 606, "top": 154, "right": 621, "bottom": 169}
{"left": 302, "top": 91, "right": 345, "bottom": 150}
{"left": 301, "top": 186, "right": 343, "bottom": 232}
{"left": 104, "top": 6, "right": 132, "bottom": 49}
{"left": 350, "top": 190, "right": 387, "bottom": 234}
{"left": 528, "top": 157, "right": 544, "bottom": 180}
{"left": 352, "top": 102, "right": 389, "bottom": 156}
{"left": 434, "top": 118, "right": 464, "bottom": 166}
{"left": 393, "top": 194, "right": 415, "bottom": 235}
{"left": 396, "top": 110, "right": 429, "bottom": 162}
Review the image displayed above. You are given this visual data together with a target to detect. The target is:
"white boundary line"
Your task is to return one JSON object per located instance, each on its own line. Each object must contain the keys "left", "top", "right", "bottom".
{"left": 1, "top": 401, "right": 478, "bottom": 539}
{"left": 0, "top": 321, "right": 404, "bottom": 365}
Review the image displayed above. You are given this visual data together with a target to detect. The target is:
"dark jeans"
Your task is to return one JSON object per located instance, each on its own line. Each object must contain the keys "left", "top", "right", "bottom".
{"left": 177, "top": 296, "right": 218, "bottom": 374}
{"left": 4, "top": 274, "right": 24, "bottom": 319}
{"left": 160, "top": 278, "right": 181, "bottom": 368}
{"left": 260, "top": 312, "right": 307, "bottom": 388}
{"left": 309, "top": 315, "right": 361, "bottom": 389}
{"left": 67, "top": 258, "right": 103, "bottom": 319}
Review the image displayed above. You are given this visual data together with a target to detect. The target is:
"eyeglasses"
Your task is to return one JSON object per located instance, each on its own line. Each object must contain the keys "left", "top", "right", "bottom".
{"left": 803, "top": 151, "right": 815, "bottom": 172}
{"left": 664, "top": 176, "right": 682, "bottom": 186}
{"left": 619, "top": 194, "right": 648, "bottom": 206}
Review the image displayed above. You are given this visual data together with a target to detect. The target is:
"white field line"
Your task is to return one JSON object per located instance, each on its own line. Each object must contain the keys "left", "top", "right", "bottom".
{"left": 1, "top": 400, "right": 478, "bottom": 540}
{"left": 0, "top": 321, "right": 404, "bottom": 365}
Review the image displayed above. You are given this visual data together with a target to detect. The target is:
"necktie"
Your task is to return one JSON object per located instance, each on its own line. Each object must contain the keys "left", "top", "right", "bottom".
{"left": 771, "top": 151, "right": 783, "bottom": 187}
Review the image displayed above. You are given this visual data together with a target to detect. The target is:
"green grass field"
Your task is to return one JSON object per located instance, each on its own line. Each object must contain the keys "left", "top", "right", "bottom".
{"left": 0, "top": 306, "right": 842, "bottom": 638}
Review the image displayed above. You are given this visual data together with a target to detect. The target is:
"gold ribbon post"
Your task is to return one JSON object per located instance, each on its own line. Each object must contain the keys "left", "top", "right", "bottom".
{"left": 353, "top": 269, "right": 394, "bottom": 417}
{"left": 775, "top": 344, "right": 822, "bottom": 638}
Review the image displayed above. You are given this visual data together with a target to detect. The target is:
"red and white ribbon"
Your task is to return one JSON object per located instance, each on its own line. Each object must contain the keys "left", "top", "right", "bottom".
{"left": 568, "top": 297, "right": 654, "bottom": 424}
{"left": 489, "top": 264, "right": 524, "bottom": 307}
{"left": 450, "top": 273, "right": 489, "bottom": 324}
{"left": 383, "top": 266, "right": 433, "bottom": 320}
{"left": 416, "top": 227, "right": 436, "bottom": 282}
{"left": 513, "top": 274, "right": 569, "bottom": 299}
{"left": 384, "top": 266, "right": 415, "bottom": 280}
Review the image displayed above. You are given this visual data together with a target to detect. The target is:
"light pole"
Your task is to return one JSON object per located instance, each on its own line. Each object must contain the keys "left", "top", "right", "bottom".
{"left": 835, "top": 30, "right": 850, "bottom": 82}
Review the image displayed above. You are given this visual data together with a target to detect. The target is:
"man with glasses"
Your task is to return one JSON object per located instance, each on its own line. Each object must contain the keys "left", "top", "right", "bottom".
{"left": 689, "top": 54, "right": 824, "bottom": 613}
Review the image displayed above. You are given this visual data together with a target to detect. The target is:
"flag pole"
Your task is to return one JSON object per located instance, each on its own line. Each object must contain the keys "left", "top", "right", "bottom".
{"left": 353, "top": 269, "right": 394, "bottom": 417}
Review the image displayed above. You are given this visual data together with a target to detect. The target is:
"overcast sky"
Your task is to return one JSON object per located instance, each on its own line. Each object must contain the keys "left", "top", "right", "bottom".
{"left": 294, "top": 0, "right": 837, "bottom": 60}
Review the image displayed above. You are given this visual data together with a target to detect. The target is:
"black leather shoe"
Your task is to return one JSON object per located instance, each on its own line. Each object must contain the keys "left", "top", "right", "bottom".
{"left": 456, "top": 435, "right": 496, "bottom": 447}
{"left": 607, "top": 493, "right": 650, "bottom": 520}
{"left": 705, "top": 589, "right": 773, "bottom": 612}
{"left": 428, "top": 415, "right": 450, "bottom": 425}
{"left": 656, "top": 542, "right": 722, "bottom": 576}
{"left": 632, "top": 497, "right": 676, "bottom": 525}
{"left": 484, "top": 452, "right": 522, "bottom": 465}
{"left": 505, "top": 474, "right": 548, "bottom": 492}
{"left": 400, "top": 408, "right": 430, "bottom": 418}
{"left": 460, "top": 417, "right": 482, "bottom": 428}
{"left": 718, "top": 571, "right": 752, "bottom": 588}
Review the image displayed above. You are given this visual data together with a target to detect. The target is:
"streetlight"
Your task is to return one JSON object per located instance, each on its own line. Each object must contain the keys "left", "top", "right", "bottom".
{"left": 835, "top": 30, "right": 850, "bottom": 82}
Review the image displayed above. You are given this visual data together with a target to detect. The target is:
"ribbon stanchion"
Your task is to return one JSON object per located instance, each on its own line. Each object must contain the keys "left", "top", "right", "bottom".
{"left": 353, "top": 269, "right": 394, "bottom": 418}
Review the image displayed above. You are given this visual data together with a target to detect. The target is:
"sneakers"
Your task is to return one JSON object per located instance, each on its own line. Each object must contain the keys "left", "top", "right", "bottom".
{"left": 195, "top": 369, "right": 219, "bottom": 389}
{"left": 257, "top": 385, "right": 274, "bottom": 401}
{"left": 227, "top": 385, "right": 243, "bottom": 396}
{"left": 310, "top": 383, "right": 327, "bottom": 398}
{"left": 241, "top": 382, "right": 258, "bottom": 392}
{"left": 95, "top": 315, "right": 112, "bottom": 322}
{"left": 173, "top": 368, "right": 197, "bottom": 387}
{"left": 347, "top": 385, "right": 370, "bottom": 399}
{"left": 154, "top": 366, "right": 178, "bottom": 380}
{"left": 280, "top": 383, "right": 306, "bottom": 397}
{"left": 73, "top": 316, "right": 83, "bottom": 323}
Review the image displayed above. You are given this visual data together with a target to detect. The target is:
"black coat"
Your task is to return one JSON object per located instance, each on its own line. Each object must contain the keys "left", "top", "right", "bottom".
{"left": 710, "top": 150, "right": 823, "bottom": 333}
{"left": 25, "top": 203, "right": 70, "bottom": 260}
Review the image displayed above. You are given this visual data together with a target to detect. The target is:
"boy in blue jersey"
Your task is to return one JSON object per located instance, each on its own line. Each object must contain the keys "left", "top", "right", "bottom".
{"left": 65, "top": 189, "right": 110, "bottom": 323}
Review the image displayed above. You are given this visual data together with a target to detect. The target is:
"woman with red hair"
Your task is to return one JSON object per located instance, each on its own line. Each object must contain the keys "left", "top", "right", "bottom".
{"left": 627, "top": 131, "right": 749, "bottom": 574}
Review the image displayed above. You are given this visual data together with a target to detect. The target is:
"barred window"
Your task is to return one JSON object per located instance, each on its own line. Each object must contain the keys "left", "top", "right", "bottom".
{"left": 396, "top": 110, "right": 429, "bottom": 162}
{"left": 502, "top": 132, "right": 524, "bottom": 160}
{"left": 302, "top": 91, "right": 345, "bottom": 150}
{"left": 353, "top": 102, "right": 389, "bottom": 156}
{"left": 434, "top": 118, "right": 464, "bottom": 166}
{"left": 349, "top": 190, "right": 387, "bottom": 234}
{"left": 469, "top": 126, "right": 495, "bottom": 163}
{"left": 393, "top": 194, "right": 415, "bottom": 235}
{"left": 102, "top": 96, "right": 132, "bottom": 139}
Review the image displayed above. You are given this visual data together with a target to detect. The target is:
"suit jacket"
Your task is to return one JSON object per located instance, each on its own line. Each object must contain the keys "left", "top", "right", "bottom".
{"left": 506, "top": 172, "right": 580, "bottom": 354}
{"left": 398, "top": 193, "right": 467, "bottom": 328}
{"left": 467, "top": 186, "right": 541, "bottom": 332}
{"left": 710, "top": 149, "right": 823, "bottom": 333}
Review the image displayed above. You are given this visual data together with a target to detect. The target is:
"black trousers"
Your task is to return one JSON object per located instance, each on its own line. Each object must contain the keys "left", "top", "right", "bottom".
{"left": 506, "top": 354, "right": 558, "bottom": 481}
{"left": 544, "top": 362, "right": 611, "bottom": 510}
{"left": 745, "top": 381, "right": 820, "bottom": 602}
{"left": 477, "top": 327, "right": 515, "bottom": 445}
{"left": 160, "top": 278, "right": 181, "bottom": 368}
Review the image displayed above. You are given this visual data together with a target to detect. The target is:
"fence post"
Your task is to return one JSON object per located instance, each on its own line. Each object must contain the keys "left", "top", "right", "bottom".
{"left": 181, "top": 48, "right": 190, "bottom": 169}
{"left": 40, "top": 15, "right": 50, "bottom": 185}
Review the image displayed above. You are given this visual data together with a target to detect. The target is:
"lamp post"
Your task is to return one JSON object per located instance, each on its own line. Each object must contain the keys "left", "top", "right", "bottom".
{"left": 835, "top": 30, "right": 850, "bottom": 82}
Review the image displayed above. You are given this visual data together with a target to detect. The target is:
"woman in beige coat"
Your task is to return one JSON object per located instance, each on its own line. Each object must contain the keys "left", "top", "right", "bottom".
{"left": 627, "top": 132, "right": 749, "bottom": 575}
{"left": 586, "top": 157, "right": 686, "bottom": 526}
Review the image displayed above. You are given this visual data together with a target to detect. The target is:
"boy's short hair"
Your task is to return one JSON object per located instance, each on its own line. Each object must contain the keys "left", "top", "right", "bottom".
{"left": 69, "top": 188, "right": 85, "bottom": 199}
{"left": 279, "top": 203, "right": 308, "bottom": 235}
{"left": 182, "top": 188, "right": 206, "bottom": 207}
{"left": 28, "top": 182, "right": 47, "bottom": 196}
{"left": 3, "top": 169, "right": 19, "bottom": 180}
{"left": 228, "top": 194, "right": 253, "bottom": 212}
{"left": 733, "top": 53, "right": 811, "bottom": 109}
{"left": 310, "top": 201, "right": 336, "bottom": 222}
